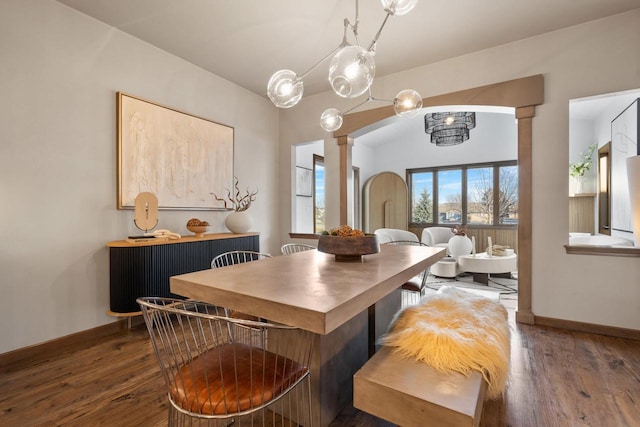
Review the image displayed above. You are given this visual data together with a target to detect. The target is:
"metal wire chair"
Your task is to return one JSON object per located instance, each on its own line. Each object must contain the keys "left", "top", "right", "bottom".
{"left": 280, "top": 243, "right": 316, "bottom": 255}
{"left": 382, "top": 240, "right": 430, "bottom": 307}
{"left": 211, "top": 250, "right": 272, "bottom": 269}
{"left": 138, "top": 297, "right": 314, "bottom": 427}
{"left": 210, "top": 251, "right": 272, "bottom": 321}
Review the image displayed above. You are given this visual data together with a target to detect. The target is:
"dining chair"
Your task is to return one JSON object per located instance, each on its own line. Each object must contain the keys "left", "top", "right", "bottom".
{"left": 138, "top": 297, "right": 314, "bottom": 427}
{"left": 382, "top": 240, "right": 430, "bottom": 307}
{"left": 211, "top": 250, "right": 272, "bottom": 320}
{"left": 211, "top": 250, "right": 272, "bottom": 269}
{"left": 281, "top": 243, "right": 316, "bottom": 255}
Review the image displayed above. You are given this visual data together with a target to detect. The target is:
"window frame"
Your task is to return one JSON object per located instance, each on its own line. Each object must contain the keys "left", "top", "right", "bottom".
{"left": 313, "top": 154, "right": 325, "bottom": 234}
{"left": 407, "top": 160, "right": 518, "bottom": 228}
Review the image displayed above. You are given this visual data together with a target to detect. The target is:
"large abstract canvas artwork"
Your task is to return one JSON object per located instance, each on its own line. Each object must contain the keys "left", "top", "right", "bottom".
{"left": 610, "top": 98, "right": 639, "bottom": 232}
{"left": 117, "top": 92, "right": 234, "bottom": 210}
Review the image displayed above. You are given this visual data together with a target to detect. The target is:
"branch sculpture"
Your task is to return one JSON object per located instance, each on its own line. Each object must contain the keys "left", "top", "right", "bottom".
{"left": 452, "top": 224, "right": 467, "bottom": 236}
{"left": 211, "top": 177, "right": 258, "bottom": 212}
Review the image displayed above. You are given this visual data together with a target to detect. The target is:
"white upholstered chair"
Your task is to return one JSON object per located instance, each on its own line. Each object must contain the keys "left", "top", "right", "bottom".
{"left": 421, "top": 227, "right": 453, "bottom": 254}
{"left": 374, "top": 228, "right": 420, "bottom": 244}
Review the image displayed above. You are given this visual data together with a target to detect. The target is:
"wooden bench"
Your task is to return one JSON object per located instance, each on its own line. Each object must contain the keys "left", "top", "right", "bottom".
{"left": 353, "top": 346, "right": 487, "bottom": 427}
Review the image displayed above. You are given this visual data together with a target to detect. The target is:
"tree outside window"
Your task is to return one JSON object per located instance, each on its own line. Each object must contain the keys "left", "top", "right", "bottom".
{"left": 499, "top": 166, "right": 518, "bottom": 224}
{"left": 411, "top": 172, "right": 433, "bottom": 223}
{"left": 467, "top": 167, "right": 493, "bottom": 224}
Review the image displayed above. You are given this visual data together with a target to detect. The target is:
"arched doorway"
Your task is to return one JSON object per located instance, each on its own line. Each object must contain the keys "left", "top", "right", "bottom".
{"left": 333, "top": 75, "right": 543, "bottom": 324}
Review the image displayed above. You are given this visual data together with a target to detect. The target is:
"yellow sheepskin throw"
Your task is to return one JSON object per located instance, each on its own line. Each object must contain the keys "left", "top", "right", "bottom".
{"left": 379, "top": 286, "right": 510, "bottom": 399}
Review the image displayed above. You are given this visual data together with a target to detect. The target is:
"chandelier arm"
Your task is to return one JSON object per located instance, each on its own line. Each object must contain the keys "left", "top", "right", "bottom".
{"left": 368, "top": 95, "right": 394, "bottom": 103}
{"left": 344, "top": 0, "right": 361, "bottom": 46}
{"left": 343, "top": 97, "right": 374, "bottom": 115}
{"left": 300, "top": 0, "right": 364, "bottom": 81}
{"left": 342, "top": 19, "right": 350, "bottom": 45}
{"left": 346, "top": 0, "right": 360, "bottom": 37}
{"left": 342, "top": 18, "right": 361, "bottom": 48}
{"left": 367, "top": 11, "right": 392, "bottom": 52}
{"left": 364, "top": 87, "right": 393, "bottom": 104}
{"left": 298, "top": 42, "right": 346, "bottom": 80}
{"left": 341, "top": 93, "right": 394, "bottom": 115}
{"left": 365, "top": 86, "right": 373, "bottom": 100}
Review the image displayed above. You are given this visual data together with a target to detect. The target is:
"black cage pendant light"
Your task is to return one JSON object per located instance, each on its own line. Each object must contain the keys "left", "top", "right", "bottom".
{"left": 425, "top": 112, "right": 476, "bottom": 146}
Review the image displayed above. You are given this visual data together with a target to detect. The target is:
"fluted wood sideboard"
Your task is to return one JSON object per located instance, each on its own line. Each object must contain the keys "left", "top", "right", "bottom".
{"left": 107, "top": 233, "right": 259, "bottom": 314}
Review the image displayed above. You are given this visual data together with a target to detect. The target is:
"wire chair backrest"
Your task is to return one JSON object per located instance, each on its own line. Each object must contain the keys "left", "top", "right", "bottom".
{"left": 382, "top": 240, "right": 430, "bottom": 303}
{"left": 281, "top": 243, "right": 316, "bottom": 255}
{"left": 137, "top": 297, "right": 314, "bottom": 424}
{"left": 211, "top": 250, "right": 271, "bottom": 269}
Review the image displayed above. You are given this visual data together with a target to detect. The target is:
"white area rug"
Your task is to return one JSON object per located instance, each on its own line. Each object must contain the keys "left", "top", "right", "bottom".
{"left": 424, "top": 272, "right": 518, "bottom": 301}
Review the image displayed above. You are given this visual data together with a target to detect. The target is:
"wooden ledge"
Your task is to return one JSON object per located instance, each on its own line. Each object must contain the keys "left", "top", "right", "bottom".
{"left": 107, "top": 232, "right": 259, "bottom": 247}
{"left": 564, "top": 245, "right": 640, "bottom": 257}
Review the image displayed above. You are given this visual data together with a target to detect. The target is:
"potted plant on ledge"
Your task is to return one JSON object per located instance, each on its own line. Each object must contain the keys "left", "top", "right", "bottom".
{"left": 569, "top": 143, "right": 596, "bottom": 194}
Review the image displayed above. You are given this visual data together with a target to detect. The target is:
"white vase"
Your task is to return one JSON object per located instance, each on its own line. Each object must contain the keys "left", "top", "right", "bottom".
{"left": 571, "top": 175, "right": 585, "bottom": 194}
{"left": 225, "top": 211, "right": 252, "bottom": 233}
{"left": 576, "top": 176, "right": 584, "bottom": 194}
{"left": 448, "top": 234, "right": 472, "bottom": 258}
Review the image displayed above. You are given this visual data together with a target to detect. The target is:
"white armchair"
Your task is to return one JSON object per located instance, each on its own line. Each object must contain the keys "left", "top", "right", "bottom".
{"left": 421, "top": 227, "right": 453, "bottom": 254}
{"left": 374, "top": 228, "right": 420, "bottom": 244}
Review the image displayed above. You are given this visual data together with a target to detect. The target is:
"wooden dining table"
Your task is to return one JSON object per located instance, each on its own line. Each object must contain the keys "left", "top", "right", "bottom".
{"left": 170, "top": 244, "right": 445, "bottom": 427}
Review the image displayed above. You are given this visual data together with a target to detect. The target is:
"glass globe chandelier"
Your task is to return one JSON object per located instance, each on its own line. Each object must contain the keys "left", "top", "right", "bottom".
{"left": 328, "top": 45, "right": 375, "bottom": 99}
{"left": 267, "top": 0, "right": 422, "bottom": 132}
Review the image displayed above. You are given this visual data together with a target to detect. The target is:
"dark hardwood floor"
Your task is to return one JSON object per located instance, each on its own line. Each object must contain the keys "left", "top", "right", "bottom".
{"left": 1, "top": 300, "right": 639, "bottom": 427}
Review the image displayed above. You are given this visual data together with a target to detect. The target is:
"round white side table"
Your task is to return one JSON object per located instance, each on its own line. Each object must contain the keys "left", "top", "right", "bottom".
{"left": 457, "top": 252, "right": 517, "bottom": 285}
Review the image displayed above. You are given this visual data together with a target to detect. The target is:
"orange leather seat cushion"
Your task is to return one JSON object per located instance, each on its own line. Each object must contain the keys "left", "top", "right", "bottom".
{"left": 170, "top": 342, "right": 308, "bottom": 415}
{"left": 401, "top": 278, "right": 422, "bottom": 292}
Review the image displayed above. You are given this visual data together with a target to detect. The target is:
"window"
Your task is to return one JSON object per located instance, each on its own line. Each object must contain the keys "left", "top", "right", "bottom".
{"left": 352, "top": 166, "right": 361, "bottom": 230}
{"left": 499, "top": 165, "right": 519, "bottom": 224}
{"left": 437, "top": 169, "right": 462, "bottom": 224}
{"left": 467, "top": 167, "right": 493, "bottom": 224}
{"left": 411, "top": 172, "right": 433, "bottom": 223}
{"left": 313, "top": 154, "right": 325, "bottom": 233}
{"left": 408, "top": 161, "right": 517, "bottom": 227}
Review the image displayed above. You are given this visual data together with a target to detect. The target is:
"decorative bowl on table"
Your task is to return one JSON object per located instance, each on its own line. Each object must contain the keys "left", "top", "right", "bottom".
{"left": 317, "top": 226, "right": 380, "bottom": 262}
{"left": 186, "top": 218, "right": 210, "bottom": 237}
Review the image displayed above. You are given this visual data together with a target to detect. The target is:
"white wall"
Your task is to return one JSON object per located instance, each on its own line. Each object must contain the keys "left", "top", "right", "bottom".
{"left": 0, "top": 0, "right": 279, "bottom": 354}
{"left": 279, "top": 10, "right": 640, "bottom": 330}
{"left": 352, "top": 142, "right": 375, "bottom": 228}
